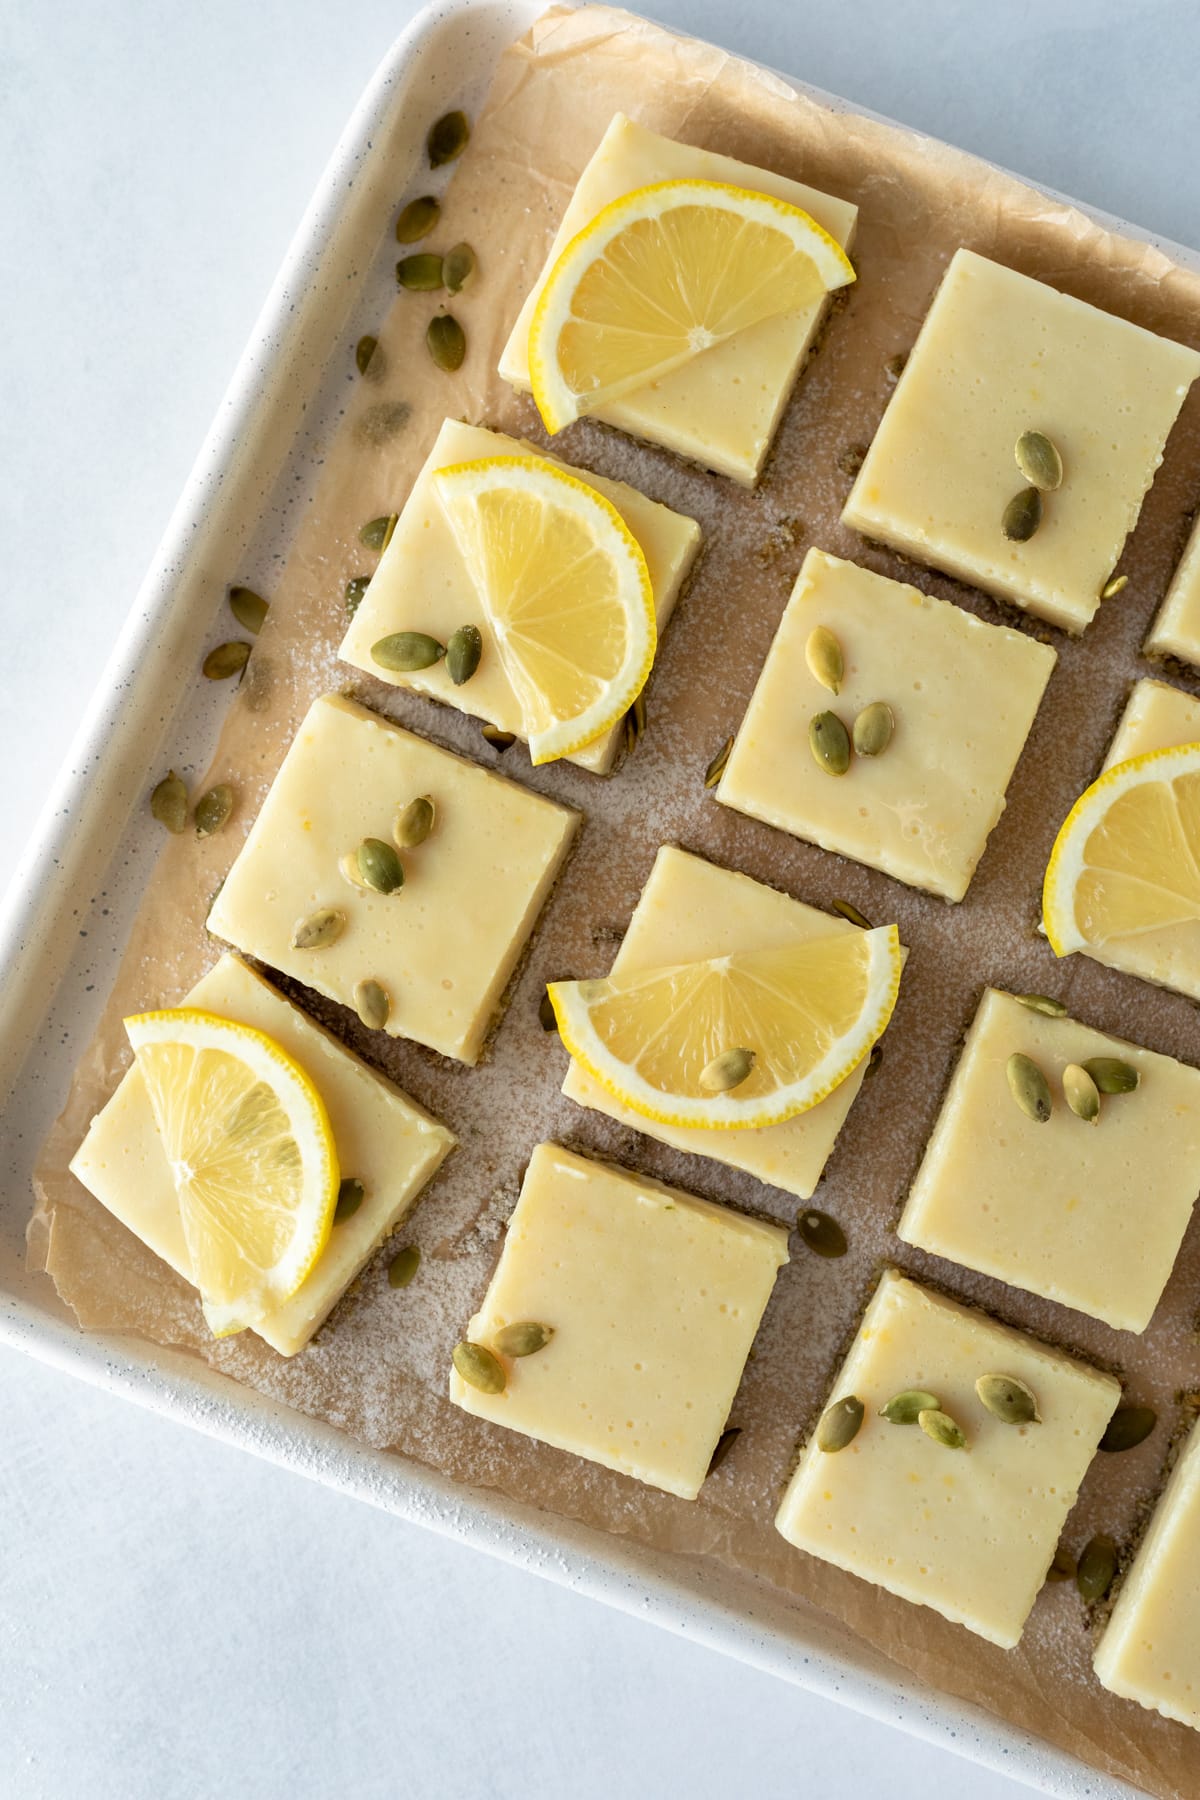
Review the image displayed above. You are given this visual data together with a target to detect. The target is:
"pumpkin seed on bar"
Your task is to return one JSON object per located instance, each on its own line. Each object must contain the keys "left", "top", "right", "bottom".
{"left": 1099, "top": 1404, "right": 1157, "bottom": 1454}
{"left": 446, "top": 623, "right": 482, "bottom": 685}
{"left": 1076, "top": 1534, "right": 1117, "bottom": 1604}
{"left": 704, "top": 736, "right": 733, "bottom": 789}
{"left": 1063, "top": 1062, "right": 1100, "bottom": 1124}
{"left": 443, "top": 242, "right": 476, "bottom": 294}
{"left": 396, "top": 252, "right": 444, "bottom": 291}
{"left": 371, "top": 630, "right": 446, "bottom": 672}
{"left": 918, "top": 1407, "right": 967, "bottom": 1449}
{"left": 1007, "top": 1051, "right": 1052, "bottom": 1122}
{"left": 202, "top": 640, "right": 251, "bottom": 681}
{"left": 360, "top": 513, "right": 398, "bottom": 552}
{"left": 1001, "top": 486, "right": 1043, "bottom": 542}
{"left": 832, "top": 898, "right": 873, "bottom": 930}
{"left": 353, "top": 977, "right": 390, "bottom": 1031}
{"left": 494, "top": 1320, "right": 553, "bottom": 1358}
{"left": 809, "top": 710, "right": 850, "bottom": 776}
{"left": 1083, "top": 1056, "right": 1139, "bottom": 1094}
{"left": 194, "top": 783, "right": 234, "bottom": 839}
{"left": 1015, "top": 430, "right": 1064, "bottom": 492}
{"left": 427, "top": 313, "right": 467, "bottom": 372}
{"left": 975, "top": 1372, "right": 1041, "bottom": 1425}
{"left": 453, "top": 1339, "right": 505, "bottom": 1394}
{"left": 394, "top": 795, "right": 435, "bottom": 849}
{"left": 345, "top": 576, "right": 370, "bottom": 616}
{"left": 427, "top": 109, "right": 469, "bottom": 168}
{"left": 334, "top": 1177, "right": 365, "bottom": 1222}
{"left": 395, "top": 194, "right": 440, "bottom": 243}
{"left": 481, "top": 724, "right": 516, "bottom": 751}
{"left": 151, "top": 770, "right": 188, "bottom": 834}
{"left": 1101, "top": 574, "right": 1129, "bottom": 601}
{"left": 291, "top": 906, "right": 346, "bottom": 950}
{"left": 817, "top": 1395, "right": 864, "bottom": 1453}
{"left": 699, "top": 1047, "right": 755, "bottom": 1093}
{"left": 880, "top": 1389, "right": 941, "bottom": 1426}
{"left": 796, "top": 1209, "right": 847, "bottom": 1258}
{"left": 706, "top": 1426, "right": 741, "bottom": 1476}
{"left": 805, "top": 624, "right": 843, "bottom": 695}
{"left": 388, "top": 1245, "right": 420, "bottom": 1288}
{"left": 355, "top": 334, "right": 380, "bottom": 377}
{"left": 356, "top": 837, "right": 404, "bottom": 895}
{"left": 852, "top": 700, "right": 894, "bottom": 758}
{"left": 1015, "top": 992, "right": 1067, "bottom": 1017}
{"left": 228, "top": 586, "right": 268, "bottom": 635}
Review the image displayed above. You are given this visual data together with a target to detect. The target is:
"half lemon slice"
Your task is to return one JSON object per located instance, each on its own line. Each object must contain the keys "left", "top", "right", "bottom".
{"left": 527, "top": 179, "right": 856, "bottom": 434}
{"left": 434, "top": 455, "right": 656, "bottom": 764}
{"left": 549, "top": 925, "right": 902, "bottom": 1130}
{"left": 124, "top": 1008, "right": 339, "bottom": 1327}
{"left": 1043, "top": 743, "right": 1200, "bottom": 957}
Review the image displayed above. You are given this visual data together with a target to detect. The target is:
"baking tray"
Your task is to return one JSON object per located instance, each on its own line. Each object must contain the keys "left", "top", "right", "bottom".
{"left": 4, "top": 3, "right": 1187, "bottom": 1791}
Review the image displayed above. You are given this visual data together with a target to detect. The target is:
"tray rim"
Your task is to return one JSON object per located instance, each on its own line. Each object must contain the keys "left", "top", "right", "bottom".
{"left": 7, "top": 4, "right": 1194, "bottom": 1792}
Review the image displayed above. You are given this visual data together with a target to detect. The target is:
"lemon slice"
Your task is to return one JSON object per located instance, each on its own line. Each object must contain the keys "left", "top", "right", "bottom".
{"left": 549, "top": 925, "right": 901, "bottom": 1130}
{"left": 123, "top": 1008, "right": 339, "bottom": 1325}
{"left": 527, "top": 179, "right": 856, "bottom": 434}
{"left": 1043, "top": 743, "right": 1200, "bottom": 958}
{"left": 434, "top": 455, "right": 656, "bottom": 764}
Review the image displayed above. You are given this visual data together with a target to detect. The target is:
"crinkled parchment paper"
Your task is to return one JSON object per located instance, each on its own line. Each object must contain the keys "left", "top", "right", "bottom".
{"left": 29, "top": 8, "right": 1200, "bottom": 1792}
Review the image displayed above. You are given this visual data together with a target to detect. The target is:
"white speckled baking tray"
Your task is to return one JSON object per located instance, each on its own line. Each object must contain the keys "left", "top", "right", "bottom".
{"left": 3, "top": 3, "right": 1181, "bottom": 1791}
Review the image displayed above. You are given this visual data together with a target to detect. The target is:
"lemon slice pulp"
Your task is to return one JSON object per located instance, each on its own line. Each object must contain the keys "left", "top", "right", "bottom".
{"left": 124, "top": 1008, "right": 339, "bottom": 1325}
{"left": 549, "top": 925, "right": 902, "bottom": 1130}
{"left": 528, "top": 179, "right": 856, "bottom": 434}
{"left": 434, "top": 455, "right": 656, "bottom": 764}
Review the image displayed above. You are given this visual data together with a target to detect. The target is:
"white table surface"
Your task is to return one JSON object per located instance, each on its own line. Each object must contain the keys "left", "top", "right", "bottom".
{"left": 4, "top": 2, "right": 1198, "bottom": 1794}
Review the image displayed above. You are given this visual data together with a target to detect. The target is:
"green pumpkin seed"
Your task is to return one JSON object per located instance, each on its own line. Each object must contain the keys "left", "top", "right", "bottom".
{"left": 704, "top": 736, "right": 733, "bottom": 789}
{"left": 428, "top": 109, "right": 470, "bottom": 168}
{"left": 202, "top": 640, "right": 251, "bottom": 681}
{"left": 481, "top": 724, "right": 516, "bottom": 751}
{"left": 1063, "top": 1062, "right": 1100, "bottom": 1124}
{"left": 1015, "top": 430, "right": 1064, "bottom": 492}
{"left": 1083, "top": 1056, "right": 1139, "bottom": 1095}
{"left": 228, "top": 586, "right": 268, "bottom": 635}
{"left": 1076, "top": 1534, "right": 1117, "bottom": 1604}
{"left": 396, "top": 252, "right": 444, "bottom": 291}
{"left": 796, "top": 1209, "right": 847, "bottom": 1258}
{"left": 150, "top": 770, "right": 188, "bottom": 834}
{"left": 1007, "top": 1051, "right": 1052, "bottom": 1123}
{"left": 853, "top": 700, "right": 895, "bottom": 758}
{"left": 194, "top": 783, "right": 234, "bottom": 839}
{"left": 371, "top": 631, "right": 446, "bottom": 672}
{"left": 879, "top": 1389, "right": 942, "bottom": 1426}
{"left": 699, "top": 1047, "right": 755, "bottom": 1093}
{"left": 1100, "top": 1404, "right": 1157, "bottom": 1454}
{"left": 356, "top": 838, "right": 404, "bottom": 895}
{"left": 427, "top": 314, "right": 467, "bottom": 372}
{"left": 345, "top": 576, "right": 370, "bottom": 615}
{"left": 453, "top": 1339, "right": 505, "bottom": 1394}
{"left": 335, "top": 1177, "right": 365, "bottom": 1222}
{"left": 388, "top": 1244, "right": 420, "bottom": 1288}
{"left": 706, "top": 1426, "right": 741, "bottom": 1475}
{"left": 394, "top": 795, "right": 435, "bottom": 849}
{"left": 360, "top": 513, "right": 399, "bottom": 553}
{"left": 976, "top": 1373, "right": 1041, "bottom": 1425}
{"left": 494, "top": 1320, "right": 553, "bottom": 1358}
{"left": 446, "top": 623, "right": 482, "bottom": 686}
{"left": 809, "top": 710, "right": 850, "bottom": 776}
{"left": 1002, "top": 487, "right": 1043, "bottom": 542}
{"left": 1101, "top": 574, "right": 1129, "bottom": 601}
{"left": 805, "top": 625, "right": 844, "bottom": 695}
{"left": 817, "top": 1395, "right": 864, "bottom": 1453}
{"left": 355, "top": 334, "right": 383, "bottom": 377}
{"left": 353, "top": 977, "right": 390, "bottom": 1031}
{"left": 356, "top": 400, "right": 412, "bottom": 447}
{"left": 443, "top": 242, "right": 477, "bottom": 295}
{"left": 1014, "top": 993, "right": 1067, "bottom": 1017}
{"left": 395, "top": 194, "right": 440, "bottom": 243}
{"left": 918, "top": 1407, "right": 967, "bottom": 1449}
{"left": 832, "top": 898, "right": 873, "bottom": 930}
{"left": 1047, "top": 1544, "right": 1077, "bottom": 1583}
{"left": 291, "top": 906, "right": 346, "bottom": 951}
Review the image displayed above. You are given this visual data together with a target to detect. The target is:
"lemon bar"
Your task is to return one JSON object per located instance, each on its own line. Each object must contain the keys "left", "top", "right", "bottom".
{"left": 562, "top": 845, "right": 879, "bottom": 1199}
{"left": 448, "top": 1141, "right": 788, "bottom": 1499}
{"left": 1146, "top": 514, "right": 1200, "bottom": 667}
{"left": 207, "top": 695, "right": 578, "bottom": 1063}
{"left": 499, "top": 112, "right": 857, "bottom": 486}
{"left": 843, "top": 249, "right": 1200, "bottom": 632}
{"left": 69, "top": 953, "right": 455, "bottom": 1355}
{"left": 1094, "top": 1417, "right": 1200, "bottom": 1730}
{"left": 775, "top": 1270, "right": 1120, "bottom": 1647}
{"left": 716, "top": 549, "right": 1055, "bottom": 901}
{"left": 898, "top": 989, "right": 1200, "bottom": 1332}
{"left": 1103, "top": 676, "right": 1200, "bottom": 768}
{"left": 338, "top": 419, "right": 701, "bottom": 774}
